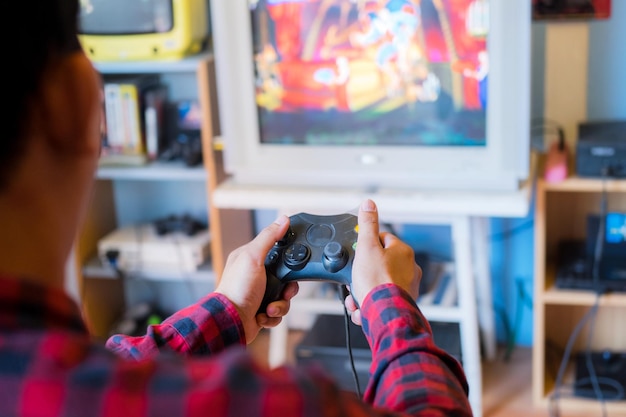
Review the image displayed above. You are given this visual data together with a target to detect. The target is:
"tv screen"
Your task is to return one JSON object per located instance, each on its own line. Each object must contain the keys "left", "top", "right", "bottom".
{"left": 211, "top": 0, "right": 530, "bottom": 191}
{"left": 80, "top": 0, "right": 174, "bottom": 35}
{"left": 252, "top": 0, "right": 489, "bottom": 148}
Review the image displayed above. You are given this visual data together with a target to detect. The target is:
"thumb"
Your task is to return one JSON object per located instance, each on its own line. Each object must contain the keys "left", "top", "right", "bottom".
{"left": 248, "top": 215, "right": 290, "bottom": 256}
{"left": 357, "top": 199, "right": 381, "bottom": 249}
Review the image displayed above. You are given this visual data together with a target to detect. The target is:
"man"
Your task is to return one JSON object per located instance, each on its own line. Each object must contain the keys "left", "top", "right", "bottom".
{"left": 0, "top": 1, "right": 472, "bottom": 416}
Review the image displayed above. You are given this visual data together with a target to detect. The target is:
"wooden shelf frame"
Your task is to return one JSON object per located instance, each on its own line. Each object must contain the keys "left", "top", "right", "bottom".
{"left": 532, "top": 177, "right": 626, "bottom": 414}
{"left": 75, "top": 53, "right": 253, "bottom": 339}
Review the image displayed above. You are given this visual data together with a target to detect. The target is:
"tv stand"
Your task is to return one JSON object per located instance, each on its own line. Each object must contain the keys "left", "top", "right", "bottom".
{"left": 212, "top": 174, "right": 535, "bottom": 417}
{"left": 213, "top": 178, "right": 532, "bottom": 218}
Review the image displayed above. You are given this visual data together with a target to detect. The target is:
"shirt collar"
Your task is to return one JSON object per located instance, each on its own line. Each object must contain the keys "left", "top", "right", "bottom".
{"left": 0, "top": 275, "right": 88, "bottom": 334}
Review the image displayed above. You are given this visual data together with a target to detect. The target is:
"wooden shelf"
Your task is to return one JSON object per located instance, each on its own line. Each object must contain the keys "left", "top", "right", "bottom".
{"left": 542, "top": 266, "right": 626, "bottom": 307}
{"left": 544, "top": 397, "right": 626, "bottom": 416}
{"left": 93, "top": 51, "right": 213, "bottom": 74}
{"left": 538, "top": 361, "right": 626, "bottom": 415}
{"left": 542, "top": 286, "right": 626, "bottom": 307}
{"left": 97, "top": 161, "right": 207, "bottom": 181}
{"left": 543, "top": 176, "right": 626, "bottom": 192}
{"left": 76, "top": 52, "right": 254, "bottom": 339}
{"left": 83, "top": 256, "right": 216, "bottom": 283}
{"left": 533, "top": 175, "right": 626, "bottom": 409}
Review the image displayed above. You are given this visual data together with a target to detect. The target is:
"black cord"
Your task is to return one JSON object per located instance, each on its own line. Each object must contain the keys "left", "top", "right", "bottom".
{"left": 530, "top": 119, "right": 566, "bottom": 153}
{"left": 550, "top": 170, "right": 612, "bottom": 416}
{"left": 338, "top": 285, "right": 362, "bottom": 398}
{"left": 591, "top": 170, "right": 609, "bottom": 290}
{"left": 489, "top": 220, "right": 535, "bottom": 241}
{"left": 531, "top": 117, "right": 564, "bottom": 130}
{"left": 583, "top": 170, "right": 610, "bottom": 416}
{"left": 574, "top": 377, "right": 625, "bottom": 401}
{"left": 584, "top": 300, "right": 607, "bottom": 417}
{"left": 549, "top": 295, "right": 601, "bottom": 417}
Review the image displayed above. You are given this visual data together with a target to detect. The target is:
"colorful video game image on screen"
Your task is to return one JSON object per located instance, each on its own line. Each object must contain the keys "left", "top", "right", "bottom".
{"left": 250, "top": 0, "right": 489, "bottom": 146}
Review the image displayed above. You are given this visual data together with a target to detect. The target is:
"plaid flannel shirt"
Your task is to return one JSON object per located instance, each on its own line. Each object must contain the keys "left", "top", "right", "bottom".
{"left": 0, "top": 276, "right": 471, "bottom": 416}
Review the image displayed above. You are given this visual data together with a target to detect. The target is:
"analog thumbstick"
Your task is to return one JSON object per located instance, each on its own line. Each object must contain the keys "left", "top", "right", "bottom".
{"left": 322, "top": 241, "right": 348, "bottom": 273}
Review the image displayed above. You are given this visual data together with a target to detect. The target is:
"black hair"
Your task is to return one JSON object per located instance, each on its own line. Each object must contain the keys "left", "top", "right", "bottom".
{"left": 0, "top": 0, "right": 81, "bottom": 189}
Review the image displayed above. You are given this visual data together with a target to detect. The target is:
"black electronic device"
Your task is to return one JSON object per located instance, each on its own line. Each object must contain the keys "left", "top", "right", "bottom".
{"left": 576, "top": 120, "right": 626, "bottom": 178}
{"left": 260, "top": 213, "right": 358, "bottom": 313}
{"left": 574, "top": 351, "right": 626, "bottom": 400}
{"left": 555, "top": 214, "right": 626, "bottom": 293}
{"left": 159, "top": 101, "right": 203, "bottom": 167}
{"left": 295, "top": 314, "right": 462, "bottom": 393}
{"left": 153, "top": 214, "right": 207, "bottom": 237}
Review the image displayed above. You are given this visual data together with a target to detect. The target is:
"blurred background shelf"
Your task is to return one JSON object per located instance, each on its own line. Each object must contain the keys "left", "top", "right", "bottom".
{"left": 82, "top": 256, "right": 216, "bottom": 283}
{"left": 97, "top": 161, "right": 207, "bottom": 181}
{"left": 93, "top": 52, "right": 213, "bottom": 74}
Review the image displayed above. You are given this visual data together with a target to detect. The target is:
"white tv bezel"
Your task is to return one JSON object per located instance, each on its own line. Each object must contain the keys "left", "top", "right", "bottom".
{"left": 211, "top": 0, "right": 531, "bottom": 192}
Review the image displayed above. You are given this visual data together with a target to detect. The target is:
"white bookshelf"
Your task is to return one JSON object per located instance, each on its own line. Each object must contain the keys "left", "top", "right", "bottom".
{"left": 93, "top": 51, "right": 214, "bottom": 74}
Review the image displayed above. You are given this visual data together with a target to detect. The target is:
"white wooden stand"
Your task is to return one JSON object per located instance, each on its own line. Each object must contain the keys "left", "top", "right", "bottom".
{"left": 213, "top": 180, "right": 534, "bottom": 417}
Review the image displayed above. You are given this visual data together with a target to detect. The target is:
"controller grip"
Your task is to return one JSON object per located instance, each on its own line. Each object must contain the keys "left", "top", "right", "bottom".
{"left": 257, "top": 271, "right": 287, "bottom": 315}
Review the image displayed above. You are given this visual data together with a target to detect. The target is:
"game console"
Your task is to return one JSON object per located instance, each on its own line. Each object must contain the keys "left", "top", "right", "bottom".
{"left": 260, "top": 212, "right": 358, "bottom": 313}
{"left": 576, "top": 120, "right": 626, "bottom": 178}
{"left": 555, "top": 213, "right": 626, "bottom": 293}
{"left": 574, "top": 351, "right": 626, "bottom": 400}
{"left": 98, "top": 223, "right": 211, "bottom": 275}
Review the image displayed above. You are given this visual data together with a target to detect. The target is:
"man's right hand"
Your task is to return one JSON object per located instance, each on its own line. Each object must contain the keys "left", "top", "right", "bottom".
{"left": 346, "top": 199, "right": 422, "bottom": 325}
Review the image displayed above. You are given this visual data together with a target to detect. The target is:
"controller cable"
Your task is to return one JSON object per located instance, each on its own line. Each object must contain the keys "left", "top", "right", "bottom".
{"left": 339, "top": 285, "right": 362, "bottom": 399}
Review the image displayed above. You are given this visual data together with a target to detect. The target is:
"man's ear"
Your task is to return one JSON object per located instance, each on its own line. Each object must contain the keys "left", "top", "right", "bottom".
{"left": 34, "top": 53, "right": 102, "bottom": 157}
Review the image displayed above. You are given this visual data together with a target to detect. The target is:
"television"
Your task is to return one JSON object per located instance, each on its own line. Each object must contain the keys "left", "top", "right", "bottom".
{"left": 78, "top": 0, "right": 209, "bottom": 62}
{"left": 211, "top": 0, "right": 531, "bottom": 192}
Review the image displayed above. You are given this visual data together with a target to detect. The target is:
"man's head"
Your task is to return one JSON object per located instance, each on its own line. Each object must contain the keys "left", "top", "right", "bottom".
{"left": 2, "top": 0, "right": 98, "bottom": 188}
{"left": 0, "top": 0, "right": 102, "bottom": 286}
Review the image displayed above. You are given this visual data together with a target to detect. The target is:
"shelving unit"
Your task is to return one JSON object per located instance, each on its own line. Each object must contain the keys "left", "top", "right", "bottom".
{"left": 532, "top": 176, "right": 626, "bottom": 415}
{"left": 75, "top": 52, "right": 253, "bottom": 339}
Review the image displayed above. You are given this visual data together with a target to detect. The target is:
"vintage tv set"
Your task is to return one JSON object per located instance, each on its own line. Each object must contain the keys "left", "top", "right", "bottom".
{"left": 78, "top": 0, "right": 210, "bottom": 62}
{"left": 211, "top": 0, "right": 531, "bottom": 191}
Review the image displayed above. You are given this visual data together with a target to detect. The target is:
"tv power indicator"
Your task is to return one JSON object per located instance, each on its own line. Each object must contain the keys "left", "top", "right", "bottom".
{"left": 359, "top": 154, "right": 381, "bottom": 165}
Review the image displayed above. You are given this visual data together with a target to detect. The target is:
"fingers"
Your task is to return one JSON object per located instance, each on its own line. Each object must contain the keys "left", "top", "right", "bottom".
{"left": 379, "top": 231, "right": 396, "bottom": 248}
{"left": 357, "top": 199, "right": 381, "bottom": 249}
{"left": 264, "top": 282, "right": 299, "bottom": 317}
{"left": 344, "top": 293, "right": 358, "bottom": 311}
{"left": 344, "top": 293, "right": 363, "bottom": 326}
{"left": 256, "top": 314, "right": 282, "bottom": 329}
{"left": 256, "top": 282, "right": 299, "bottom": 328}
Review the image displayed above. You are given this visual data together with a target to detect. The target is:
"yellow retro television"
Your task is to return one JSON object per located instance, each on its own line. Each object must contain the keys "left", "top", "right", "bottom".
{"left": 78, "top": 0, "right": 209, "bottom": 62}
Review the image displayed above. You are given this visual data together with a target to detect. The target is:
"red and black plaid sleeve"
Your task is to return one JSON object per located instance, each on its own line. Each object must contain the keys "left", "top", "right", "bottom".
{"left": 361, "top": 283, "right": 472, "bottom": 416}
{"left": 106, "top": 293, "right": 245, "bottom": 359}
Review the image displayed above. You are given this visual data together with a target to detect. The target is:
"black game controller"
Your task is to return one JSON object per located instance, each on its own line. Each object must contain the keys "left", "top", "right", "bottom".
{"left": 259, "top": 212, "right": 358, "bottom": 314}
{"left": 153, "top": 214, "right": 206, "bottom": 236}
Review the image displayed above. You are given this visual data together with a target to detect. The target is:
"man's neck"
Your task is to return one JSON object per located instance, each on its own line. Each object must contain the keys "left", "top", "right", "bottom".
{"left": 0, "top": 199, "right": 68, "bottom": 290}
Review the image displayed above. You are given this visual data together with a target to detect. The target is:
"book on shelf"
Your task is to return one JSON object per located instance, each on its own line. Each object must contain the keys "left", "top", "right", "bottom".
{"left": 144, "top": 84, "right": 169, "bottom": 161}
{"left": 99, "top": 74, "right": 167, "bottom": 167}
